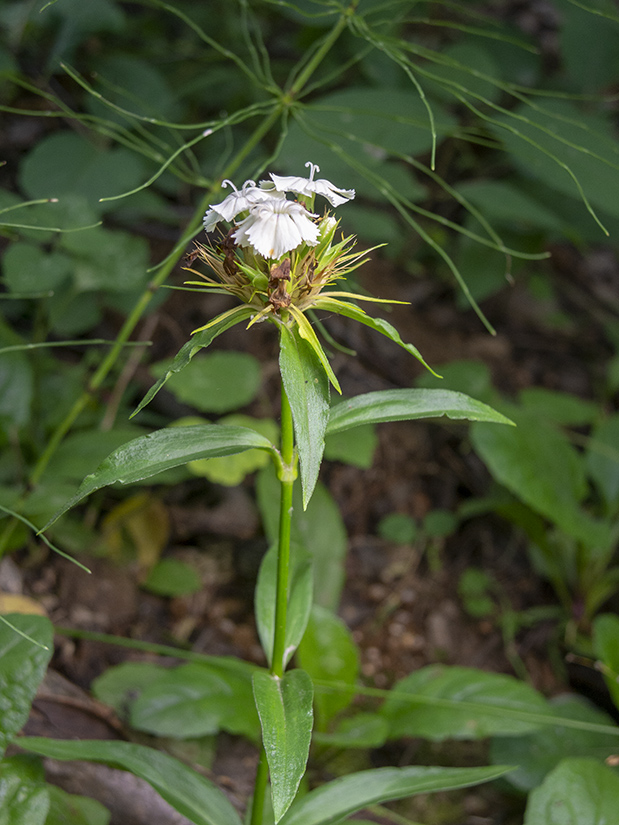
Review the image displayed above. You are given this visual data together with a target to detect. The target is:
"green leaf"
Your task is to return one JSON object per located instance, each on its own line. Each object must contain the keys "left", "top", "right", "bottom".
{"left": 279, "top": 323, "right": 330, "bottom": 508}
{"left": 43, "top": 424, "right": 276, "bottom": 528}
{"left": 0, "top": 351, "right": 33, "bottom": 430}
{"left": 327, "top": 388, "right": 514, "bottom": 435}
{"left": 0, "top": 614, "right": 54, "bottom": 755}
{"left": 132, "top": 306, "right": 254, "bottom": 416}
{"left": 586, "top": 415, "right": 619, "bottom": 515}
{"left": 493, "top": 100, "right": 619, "bottom": 225}
{"left": 491, "top": 695, "right": 619, "bottom": 792}
{"left": 142, "top": 558, "right": 201, "bottom": 597}
{"left": 92, "top": 662, "right": 168, "bottom": 713}
{"left": 524, "top": 757, "right": 619, "bottom": 825}
{"left": 296, "top": 605, "right": 359, "bottom": 731}
{"left": 46, "top": 785, "right": 110, "bottom": 825}
{"left": 519, "top": 387, "right": 599, "bottom": 426}
{"left": 471, "top": 411, "right": 611, "bottom": 547}
{"left": 593, "top": 613, "right": 619, "bottom": 710}
{"left": 318, "top": 300, "right": 437, "bottom": 376}
{"left": 324, "top": 423, "right": 378, "bottom": 469}
{"left": 0, "top": 755, "right": 49, "bottom": 825}
{"left": 257, "top": 467, "right": 347, "bottom": 611}
{"left": 130, "top": 663, "right": 260, "bottom": 741}
{"left": 381, "top": 665, "right": 551, "bottom": 740}
{"left": 279, "top": 765, "right": 513, "bottom": 825}
{"left": 187, "top": 415, "right": 278, "bottom": 485}
{"left": 154, "top": 351, "right": 262, "bottom": 414}
{"left": 19, "top": 738, "right": 243, "bottom": 825}
{"left": 19, "top": 132, "right": 145, "bottom": 215}
{"left": 312, "top": 713, "right": 389, "bottom": 749}
{"left": 2, "top": 242, "right": 72, "bottom": 295}
{"left": 252, "top": 669, "right": 314, "bottom": 823}
{"left": 42, "top": 426, "right": 150, "bottom": 484}
{"left": 255, "top": 543, "right": 313, "bottom": 668}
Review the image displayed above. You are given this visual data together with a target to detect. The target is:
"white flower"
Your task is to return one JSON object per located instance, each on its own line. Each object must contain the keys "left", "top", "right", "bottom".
{"left": 233, "top": 198, "right": 319, "bottom": 259}
{"left": 203, "top": 179, "right": 279, "bottom": 232}
{"left": 269, "top": 162, "right": 355, "bottom": 207}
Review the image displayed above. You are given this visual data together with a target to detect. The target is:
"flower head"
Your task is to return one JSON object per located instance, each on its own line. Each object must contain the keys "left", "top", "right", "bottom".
{"left": 203, "top": 179, "right": 278, "bottom": 232}
{"left": 233, "top": 198, "right": 319, "bottom": 259}
{"left": 269, "top": 162, "right": 355, "bottom": 207}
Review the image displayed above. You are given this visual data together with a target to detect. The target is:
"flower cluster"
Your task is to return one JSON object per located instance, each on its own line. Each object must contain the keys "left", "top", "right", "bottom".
{"left": 202, "top": 162, "right": 354, "bottom": 259}
{"left": 185, "top": 162, "right": 372, "bottom": 330}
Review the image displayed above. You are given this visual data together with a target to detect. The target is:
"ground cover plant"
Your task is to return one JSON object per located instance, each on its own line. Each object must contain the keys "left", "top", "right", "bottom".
{"left": 2, "top": 1, "right": 619, "bottom": 823}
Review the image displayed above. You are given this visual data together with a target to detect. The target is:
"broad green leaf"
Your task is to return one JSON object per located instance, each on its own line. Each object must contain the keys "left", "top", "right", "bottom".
{"left": 132, "top": 306, "right": 254, "bottom": 416}
{"left": 153, "top": 351, "right": 262, "bottom": 414}
{"left": 297, "top": 605, "right": 359, "bottom": 730}
{"left": 524, "top": 757, "right": 619, "bottom": 825}
{"left": 471, "top": 410, "right": 611, "bottom": 548}
{"left": 20, "top": 738, "right": 243, "bottom": 825}
{"left": 593, "top": 613, "right": 619, "bottom": 710}
{"left": 257, "top": 466, "right": 347, "bottom": 611}
{"left": 279, "top": 323, "right": 330, "bottom": 508}
{"left": 280, "top": 765, "right": 513, "bottom": 825}
{"left": 493, "top": 100, "right": 619, "bottom": 224}
{"left": 187, "top": 415, "right": 278, "bottom": 485}
{"left": 43, "top": 424, "right": 276, "bottom": 528}
{"left": 317, "top": 300, "right": 437, "bottom": 376}
{"left": 312, "top": 712, "right": 389, "bottom": 749}
{"left": 130, "top": 663, "right": 260, "bottom": 741}
{"left": 19, "top": 132, "right": 144, "bottom": 216}
{"left": 327, "top": 388, "right": 514, "bottom": 435}
{"left": 142, "top": 558, "right": 201, "bottom": 597}
{"left": 559, "top": 0, "right": 619, "bottom": 92}
{"left": 416, "top": 358, "right": 493, "bottom": 401}
{"left": 0, "top": 614, "right": 54, "bottom": 754}
{"left": 253, "top": 669, "right": 314, "bottom": 823}
{"left": 381, "top": 665, "right": 551, "bottom": 740}
{"left": 0, "top": 755, "right": 49, "bottom": 825}
{"left": 2, "top": 242, "right": 72, "bottom": 294}
{"left": 427, "top": 43, "right": 502, "bottom": 104}
{"left": 46, "top": 785, "right": 110, "bottom": 825}
{"left": 92, "top": 662, "right": 168, "bottom": 713}
{"left": 454, "top": 180, "right": 565, "bottom": 234}
{"left": 324, "top": 423, "right": 378, "bottom": 469}
{"left": 42, "top": 426, "right": 150, "bottom": 484}
{"left": 586, "top": 415, "right": 619, "bottom": 516}
{"left": 491, "top": 695, "right": 619, "bottom": 792}
{"left": 519, "top": 387, "right": 599, "bottom": 426}
{"left": 60, "top": 226, "right": 150, "bottom": 294}
{"left": 0, "top": 351, "right": 33, "bottom": 430}
{"left": 255, "top": 543, "right": 313, "bottom": 669}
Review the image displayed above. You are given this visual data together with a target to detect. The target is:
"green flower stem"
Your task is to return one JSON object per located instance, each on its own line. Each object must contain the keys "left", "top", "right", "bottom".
{"left": 272, "top": 379, "right": 295, "bottom": 679}
{"left": 250, "top": 378, "right": 296, "bottom": 825}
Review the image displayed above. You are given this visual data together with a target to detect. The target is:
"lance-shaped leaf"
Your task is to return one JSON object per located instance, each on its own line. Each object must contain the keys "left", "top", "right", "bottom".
{"left": 20, "top": 738, "right": 243, "bottom": 825}
{"left": 0, "top": 614, "right": 54, "bottom": 755}
{"left": 279, "top": 764, "right": 513, "bottom": 825}
{"left": 43, "top": 425, "right": 277, "bottom": 528}
{"left": 253, "top": 669, "right": 314, "bottom": 823}
{"left": 315, "top": 298, "right": 438, "bottom": 375}
{"left": 279, "top": 324, "right": 330, "bottom": 507}
{"left": 327, "top": 388, "right": 514, "bottom": 435}
{"left": 132, "top": 305, "right": 254, "bottom": 417}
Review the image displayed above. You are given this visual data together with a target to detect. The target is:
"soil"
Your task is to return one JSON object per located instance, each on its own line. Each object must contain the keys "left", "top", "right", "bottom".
{"left": 5, "top": 234, "right": 619, "bottom": 825}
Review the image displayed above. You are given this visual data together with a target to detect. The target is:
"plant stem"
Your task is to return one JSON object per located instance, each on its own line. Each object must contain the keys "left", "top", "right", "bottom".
{"left": 250, "top": 378, "right": 296, "bottom": 825}
{"left": 272, "top": 379, "right": 295, "bottom": 678}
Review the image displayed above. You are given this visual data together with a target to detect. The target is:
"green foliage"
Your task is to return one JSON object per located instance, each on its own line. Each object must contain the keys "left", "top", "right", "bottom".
{"left": 142, "top": 558, "right": 202, "bottom": 597}
{"left": 20, "top": 738, "right": 243, "bottom": 825}
{"left": 296, "top": 605, "right": 360, "bottom": 731}
{"left": 0, "top": 614, "right": 54, "bottom": 754}
{"left": 0, "top": 755, "right": 49, "bottom": 825}
{"left": 153, "top": 352, "right": 262, "bottom": 414}
{"left": 523, "top": 757, "right": 619, "bottom": 825}
{"left": 381, "top": 665, "right": 552, "bottom": 740}
{"left": 253, "top": 669, "right": 314, "bottom": 823}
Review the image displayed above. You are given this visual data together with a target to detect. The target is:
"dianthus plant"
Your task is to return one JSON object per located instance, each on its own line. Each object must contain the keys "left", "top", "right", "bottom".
{"left": 44, "top": 163, "right": 512, "bottom": 825}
